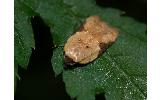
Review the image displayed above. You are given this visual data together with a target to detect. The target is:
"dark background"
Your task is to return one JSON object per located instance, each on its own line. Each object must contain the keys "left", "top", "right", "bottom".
{"left": 96, "top": 0, "right": 147, "bottom": 23}
{"left": 14, "top": 0, "right": 147, "bottom": 100}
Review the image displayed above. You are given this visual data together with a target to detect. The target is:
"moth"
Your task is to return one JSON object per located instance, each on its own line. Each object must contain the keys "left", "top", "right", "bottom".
{"left": 64, "top": 16, "right": 119, "bottom": 67}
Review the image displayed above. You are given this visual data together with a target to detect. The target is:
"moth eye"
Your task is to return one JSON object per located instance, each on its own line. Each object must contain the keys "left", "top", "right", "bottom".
{"left": 64, "top": 15, "right": 119, "bottom": 67}
{"left": 86, "top": 45, "right": 89, "bottom": 48}
{"left": 78, "top": 38, "right": 81, "bottom": 42}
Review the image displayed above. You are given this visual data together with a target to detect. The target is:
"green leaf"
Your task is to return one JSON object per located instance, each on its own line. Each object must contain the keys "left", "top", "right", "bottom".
{"left": 14, "top": 0, "right": 36, "bottom": 90}
{"left": 14, "top": 0, "right": 35, "bottom": 69}
{"left": 15, "top": 0, "right": 147, "bottom": 99}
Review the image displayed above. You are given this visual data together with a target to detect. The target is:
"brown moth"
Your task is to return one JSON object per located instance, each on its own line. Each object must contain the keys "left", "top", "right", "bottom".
{"left": 64, "top": 16, "right": 119, "bottom": 66}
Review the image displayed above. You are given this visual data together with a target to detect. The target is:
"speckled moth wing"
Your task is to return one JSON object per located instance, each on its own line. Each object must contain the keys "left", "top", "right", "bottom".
{"left": 64, "top": 16, "right": 119, "bottom": 67}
